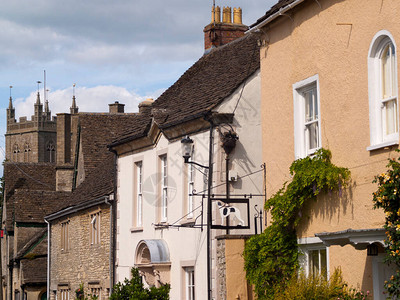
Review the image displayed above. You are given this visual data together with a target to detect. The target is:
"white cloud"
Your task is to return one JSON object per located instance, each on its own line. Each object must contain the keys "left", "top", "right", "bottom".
{"left": 13, "top": 85, "right": 164, "bottom": 120}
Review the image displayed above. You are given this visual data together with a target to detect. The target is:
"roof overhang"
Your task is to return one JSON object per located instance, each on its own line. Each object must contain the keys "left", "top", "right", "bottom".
{"left": 315, "top": 228, "right": 386, "bottom": 250}
{"left": 248, "top": 0, "right": 305, "bottom": 33}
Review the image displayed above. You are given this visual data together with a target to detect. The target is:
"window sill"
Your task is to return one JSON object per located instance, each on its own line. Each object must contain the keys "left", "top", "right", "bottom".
{"left": 180, "top": 219, "right": 195, "bottom": 227}
{"left": 154, "top": 222, "right": 169, "bottom": 230}
{"left": 130, "top": 227, "right": 143, "bottom": 233}
{"left": 367, "top": 140, "right": 399, "bottom": 151}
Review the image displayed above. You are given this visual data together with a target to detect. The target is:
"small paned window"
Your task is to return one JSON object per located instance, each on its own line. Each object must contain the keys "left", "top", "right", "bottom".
{"left": 160, "top": 155, "right": 168, "bottom": 222}
{"left": 185, "top": 267, "right": 195, "bottom": 300}
{"left": 61, "top": 221, "right": 69, "bottom": 251}
{"left": 90, "top": 212, "right": 100, "bottom": 245}
{"left": 293, "top": 75, "right": 321, "bottom": 159}
{"left": 309, "top": 248, "right": 327, "bottom": 278}
{"left": 59, "top": 288, "right": 69, "bottom": 300}
{"left": 187, "top": 160, "right": 194, "bottom": 218}
{"left": 135, "top": 161, "right": 143, "bottom": 227}
{"left": 368, "top": 31, "right": 399, "bottom": 149}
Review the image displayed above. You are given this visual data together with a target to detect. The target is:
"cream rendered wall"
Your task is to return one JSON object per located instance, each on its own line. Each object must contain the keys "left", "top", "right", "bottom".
{"left": 116, "top": 71, "right": 262, "bottom": 299}
{"left": 260, "top": 0, "right": 399, "bottom": 294}
{"left": 116, "top": 133, "right": 209, "bottom": 300}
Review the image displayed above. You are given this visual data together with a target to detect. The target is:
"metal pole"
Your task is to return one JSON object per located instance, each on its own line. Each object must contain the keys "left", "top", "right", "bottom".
{"left": 206, "top": 120, "right": 214, "bottom": 300}
{"left": 225, "top": 156, "right": 230, "bottom": 234}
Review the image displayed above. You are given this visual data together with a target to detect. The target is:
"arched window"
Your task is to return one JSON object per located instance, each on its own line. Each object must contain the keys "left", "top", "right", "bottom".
{"left": 13, "top": 144, "right": 20, "bottom": 162}
{"left": 46, "top": 141, "right": 56, "bottom": 163}
{"left": 368, "top": 31, "right": 399, "bottom": 150}
{"left": 24, "top": 143, "right": 31, "bottom": 162}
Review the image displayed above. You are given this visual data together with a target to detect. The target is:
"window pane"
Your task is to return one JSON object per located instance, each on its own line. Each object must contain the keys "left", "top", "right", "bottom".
{"left": 309, "top": 250, "right": 319, "bottom": 276}
{"left": 320, "top": 249, "right": 327, "bottom": 277}
{"left": 385, "top": 99, "right": 398, "bottom": 135}
{"left": 306, "top": 122, "right": 319, "bottom": 150}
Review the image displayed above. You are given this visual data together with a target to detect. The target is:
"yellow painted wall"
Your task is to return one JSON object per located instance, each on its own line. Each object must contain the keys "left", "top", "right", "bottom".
{"left": 259, "top": 0, "right": 400, "bottom": 293}
{"left": 225, "top": 238, "right": 253, "bottom": 300}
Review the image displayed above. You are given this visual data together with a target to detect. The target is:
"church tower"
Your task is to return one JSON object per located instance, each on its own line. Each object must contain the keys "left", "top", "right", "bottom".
{"left": 5, "top": 86, "right": 57, "bottom": 163}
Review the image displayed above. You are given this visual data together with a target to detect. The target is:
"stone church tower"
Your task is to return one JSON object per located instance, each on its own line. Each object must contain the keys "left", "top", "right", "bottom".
{"left": 5, "top": 92, "right": 57, "bottom": 163}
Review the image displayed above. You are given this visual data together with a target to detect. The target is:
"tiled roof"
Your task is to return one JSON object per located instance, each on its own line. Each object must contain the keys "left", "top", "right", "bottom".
{"left": 250, "top": 0, "right": 298, "bottom": 28}
{"left": 78, "top": 113, "right": 151, "bottom": 178}
{"left": 21, "top": 256, "right": 47, "bottom": 284}
{"left": 3, "top": 163, "right": 58, "bottom": 229}
{"left": 51, "top": 156, "right": 115, "bottom": 214}
{"left": 15, "top": 228, "right": 47, "bottom": 260}
{"left": 151, "top": 33, "right": 260, "bottom": 129}
{"left": 13, "top": 190, "right": 69, "bottom": 223}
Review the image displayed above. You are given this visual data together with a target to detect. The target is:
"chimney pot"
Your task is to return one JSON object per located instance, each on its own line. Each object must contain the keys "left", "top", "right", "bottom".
{"left": 233, "top": 7, "right": 242, "bottom": 24}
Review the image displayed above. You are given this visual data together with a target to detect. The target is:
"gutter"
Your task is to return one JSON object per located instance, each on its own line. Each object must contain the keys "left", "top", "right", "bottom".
{"left": 247, "top": 0, "right": 305, "bottom": 33}
{"left": 45, "top": 195, "right": 111, "bottom": 222}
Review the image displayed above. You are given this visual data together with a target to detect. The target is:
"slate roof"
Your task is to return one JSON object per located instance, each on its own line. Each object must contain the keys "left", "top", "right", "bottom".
{"left": 21, "top": 256, "right": 47, "bottom": 284}
{"left": 78, "top": 113, "right": 151, "bottom": 178}
{"left": 49, "top": 155, "right": 115, "bottom": 214}
{"left": 3, "top": 163, "right": 59, "bottom": 229}
{"left": 250, "top": 0, "right": 298, "bottom": 28}
{"left": 13, "top": 190, "right": 69, "bottom": 223}
{"left": 150, "top": 33, "right": 260, "bottom": 129}
{"left": 15, "top": 228, "right": 47, "bottom": 260}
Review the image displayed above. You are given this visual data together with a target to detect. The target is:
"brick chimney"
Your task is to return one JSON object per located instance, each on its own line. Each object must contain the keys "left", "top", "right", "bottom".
{"left": 203, "top": 6, "right": 248, "bottom": 52}
{"left": 109, "top": 101, "right": 125, "bottom": 114}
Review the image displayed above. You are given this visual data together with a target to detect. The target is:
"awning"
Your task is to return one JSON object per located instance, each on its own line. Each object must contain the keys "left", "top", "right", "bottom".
{"left": 315, "top": 228, "right": 386, "bottom": 250}
{"left": 135, "top": 239, "right": 170, "bottom": 265}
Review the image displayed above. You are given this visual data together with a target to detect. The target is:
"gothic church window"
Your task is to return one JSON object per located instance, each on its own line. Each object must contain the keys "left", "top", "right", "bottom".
{"left": 12, "top": 144, "right": 20, "bottom": 162}
{"left": 24, "top": 143, "right": 31, "bottom": 162}
{"left": 46, "top": 141, "right": 56, "bottom": 163}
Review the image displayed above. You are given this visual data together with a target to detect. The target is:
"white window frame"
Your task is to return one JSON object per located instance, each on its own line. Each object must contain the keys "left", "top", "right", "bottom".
{"left": 367, "top": 30, "right": 399, "bottom": 151}
{"left": 187, "top": 158, "right": 194, "bottom": 219}
{"left": 135, "top": 161, "right": 143, "bottom": 227}
{"left": 293, "top": 74, "right": 321, "bottom": 159}
{"left": 185, "top": 267, "right": 195, "bottom": 300}
{"left": 298, "top": 237, "right": 329, "bottom": 278}
{"left": 160, "top": 155, "right": 168, "bottom": 222}
{"left": 90, "top": 211, "right": 100, "bottom": 245}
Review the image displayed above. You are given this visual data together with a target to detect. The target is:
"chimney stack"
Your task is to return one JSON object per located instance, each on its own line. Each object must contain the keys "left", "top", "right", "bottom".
{"left": 203, "top": 6, "right": 248, "bottom": 52}
{"left": 109, "top": 101, "right": 125, "bottom": 114}
{"left": 138, "top": 98, "right": 154, "bottom": 113}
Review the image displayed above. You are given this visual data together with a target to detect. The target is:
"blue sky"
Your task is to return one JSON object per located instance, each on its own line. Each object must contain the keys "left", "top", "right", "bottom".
{"left": 0, "top": 0, "right": 276, "bottom": 163}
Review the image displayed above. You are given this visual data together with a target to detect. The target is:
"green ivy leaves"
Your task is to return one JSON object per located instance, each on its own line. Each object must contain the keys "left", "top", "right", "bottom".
{"left": 244, "top": 149, "right": 350, "bottom": 299}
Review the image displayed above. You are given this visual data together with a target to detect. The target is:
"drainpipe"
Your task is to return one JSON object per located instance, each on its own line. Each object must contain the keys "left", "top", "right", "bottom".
{"left": 44, "top": 219, "right": 50, "bottom": 300}
{"left": 104, "top": 196, "right": 113, "bottom": 295}
{"left": 205, "top": 117, "right": 214, "bottom": 300}
{"left": 108, "top": 149, "right": 118, "bottom": 292}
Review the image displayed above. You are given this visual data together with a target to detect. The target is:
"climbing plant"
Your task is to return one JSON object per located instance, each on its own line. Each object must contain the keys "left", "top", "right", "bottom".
{"left": 372, "top": 150, "right": 400, "bottom": 298}
{"left": 244, "top": 148, "right": 350, "bottom": 299}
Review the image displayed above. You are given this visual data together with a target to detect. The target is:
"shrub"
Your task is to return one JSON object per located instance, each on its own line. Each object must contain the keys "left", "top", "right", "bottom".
{"left": 109, "top": 268, "right": 170, "bottom": 300}
{"left": 274, "top": 268, "right": 370, "bottom": 300}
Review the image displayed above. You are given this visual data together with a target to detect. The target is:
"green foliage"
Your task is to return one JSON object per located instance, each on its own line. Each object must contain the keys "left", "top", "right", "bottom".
{"left": 244, "top": 149, "right": 350, "bottom": 299}
{"left": 109, "top": 268, "right": 170, "bottom": 300}
{"left": 274, "top": 268, "right": 370, "bottom": 300}
{"left": 372, "top": 149, "right": 400, "bottom": 298}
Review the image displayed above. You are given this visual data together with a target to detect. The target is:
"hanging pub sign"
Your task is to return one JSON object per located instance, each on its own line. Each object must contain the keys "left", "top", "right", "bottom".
{"left": 211, "top": 197, "right": 250, "bottom": 230}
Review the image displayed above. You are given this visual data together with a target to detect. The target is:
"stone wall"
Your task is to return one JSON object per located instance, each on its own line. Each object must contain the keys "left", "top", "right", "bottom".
{"left": 50, "top": 203, "right": 111, "bottom": 300}
{"left": 216, "top": 238, "right": 226, "bottom": 300}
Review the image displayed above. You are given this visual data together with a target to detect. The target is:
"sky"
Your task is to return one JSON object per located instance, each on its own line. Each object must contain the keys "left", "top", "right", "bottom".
{"left": 0, "top": 0, "right": 276, "bottom": 163}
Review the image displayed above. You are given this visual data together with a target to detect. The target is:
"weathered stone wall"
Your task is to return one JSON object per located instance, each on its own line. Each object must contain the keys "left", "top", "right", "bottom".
{"left": 216, "top": 238, "right": 226, "bottom": 300}
{"left": 50, "top": 203, "right": 111, "bottom": 300}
